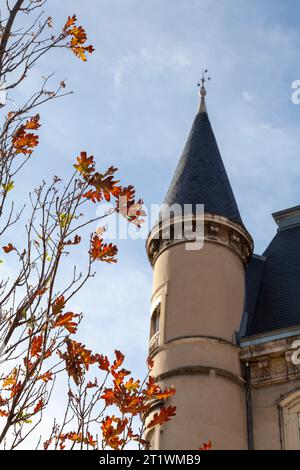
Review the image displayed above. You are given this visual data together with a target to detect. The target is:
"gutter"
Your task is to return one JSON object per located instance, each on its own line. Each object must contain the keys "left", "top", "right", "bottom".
{"left": 244, "top": 361, "right": 254, "bottom": 450}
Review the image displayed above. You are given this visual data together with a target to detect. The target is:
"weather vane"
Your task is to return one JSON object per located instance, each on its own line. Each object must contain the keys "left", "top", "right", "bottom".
{"left": 197, "top": 69, "right": 211, "bottom": 97}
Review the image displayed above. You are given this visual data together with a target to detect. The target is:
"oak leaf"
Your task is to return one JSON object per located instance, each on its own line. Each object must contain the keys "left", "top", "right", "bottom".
{"left": 147, "top": 405, "right": 176, "bottom": 429}
{"left": 30, "top": 335, "right": 43, "bottom": 357}
{"left": 53, "top": 312, "right": 78, "bottom": 334}
{"left": 89, "top": 235, "right": 118, "bottom": 263}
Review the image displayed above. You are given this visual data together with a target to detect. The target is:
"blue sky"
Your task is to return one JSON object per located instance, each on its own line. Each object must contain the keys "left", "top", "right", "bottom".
{"left": 3, "top": 0, "right": 300, "bottom": 442}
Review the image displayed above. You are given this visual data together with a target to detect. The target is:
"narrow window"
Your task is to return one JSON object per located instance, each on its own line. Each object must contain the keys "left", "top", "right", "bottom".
{"left": 151, "top": 303, "right": 161, "bottom": 338}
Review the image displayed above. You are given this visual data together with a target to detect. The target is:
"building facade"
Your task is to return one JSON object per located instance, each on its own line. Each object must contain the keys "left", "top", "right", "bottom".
{"left": 145, "top": 82, "right": 300, "bottom": 450}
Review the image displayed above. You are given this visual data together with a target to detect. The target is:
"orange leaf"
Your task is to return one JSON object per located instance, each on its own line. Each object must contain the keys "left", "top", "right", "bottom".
{"left": 112, "top": 350, "right": 124, "bottom": 370}
{"left": 101, "top": 416, "right": 127, "bottom": 449}
{"left": 155, "top": 386, "right": 176, "bottom": 400}
{"left": 2, "top": 371, "right": 17, "bottom": 389}
{"left": 53, "top": 312, "right": 78, "bottom": 333}
{"left": 37, "top": 371, "right": 53, "bottom": 383}
{"left": 30, "top": 335, "right": 43, "bottom": 357}
{"left": 25, "top": 114, "right": 40, "bottom": 130}
{"left": 74, "top": 151, "right": 94, "bottom": 176}
{"left": 64, "top": 15, "right": 77, "bottom": 30}
{"left": 3, "top": 243, "right": 15, "bottom": 253}
{"left": 52, "top": 295, "right": 65, "bottom": 316}
{"left": 124, "top": 377, "right": 140, "bottom": 391}
{"left": 101, "top": 388, "right": 115, "bottom": 406}
{"left": 12, "top": 116, "right": 40, "bottom": 155}
{"left": 0, "top": 410, "right": 8, "bottom": 417}
{"left": 147, "top": 405, "right": 176, "bottom": 429}
{"left": 89, "top": 235, "right": 118, "bottom": 263}
{"left": 82, "top": 189, "right": 102, "bottom": 203}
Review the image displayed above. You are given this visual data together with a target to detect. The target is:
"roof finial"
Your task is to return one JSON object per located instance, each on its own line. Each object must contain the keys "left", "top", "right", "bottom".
{"left": 197, "top": 69, "right": 211, "bottom": 113}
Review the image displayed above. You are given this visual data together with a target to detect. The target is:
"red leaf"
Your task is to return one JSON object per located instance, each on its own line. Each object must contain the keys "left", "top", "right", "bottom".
{"left": 33, "top": 398, "right": 43, "bottom": 414}
{"left": 199, "top": 440, "right": 212, "bottom": 450}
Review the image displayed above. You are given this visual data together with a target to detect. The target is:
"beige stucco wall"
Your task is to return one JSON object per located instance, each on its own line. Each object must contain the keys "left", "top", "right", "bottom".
{"left": 252, "top": 379, "right": 300, "bottom": 449}
{"left": 148, "top": 240, "right": 248, "bottom": 449}
{"left": 145, "top": 373, "right": 247, "bottom": 450}
{"left": 152, "top": 242, "right": 245, "bottom": 343}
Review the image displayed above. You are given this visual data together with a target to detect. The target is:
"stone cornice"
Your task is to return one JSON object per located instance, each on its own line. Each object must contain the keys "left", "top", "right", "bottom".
{"left": 155, "top": 365, "right": 245, "bottom": 386}
{"left": 146, "top": 213, "right": 253, "bottom": 267}
{"left": 240, "top": 334, "right": 300, "bottom": 387}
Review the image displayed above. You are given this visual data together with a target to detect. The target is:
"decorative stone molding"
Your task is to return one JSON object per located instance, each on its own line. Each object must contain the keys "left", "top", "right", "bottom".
{"left": 240, "top": 334, "right": 300, "bottom": 387}
{"left": 146, "top": 213, "right": 253, "bottom": 267}
{"left": 155, "top": 365, "right": 245, "bottom": 386}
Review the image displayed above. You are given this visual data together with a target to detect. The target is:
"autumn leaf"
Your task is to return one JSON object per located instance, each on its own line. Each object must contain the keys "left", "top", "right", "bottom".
{"left": 37, "top": 371, "right": 53, "bottom": 383}
{"left": 147, "top": 356, "right": 154, "bottom": 369}
{"left": 12, "top": 115, "right": 40, "bottom": 155}
{"left": 0, "top": 410, "right": 8, "bottom": 417}
{"left": 86, "top": 432, "right": 97, "bottom": 448}
{"left": 116, "top": 185, "right": 145, "bottom": 227}
{"left": 112, "top": 350, "right": 125, "bottom": 370}
{"left": 64, "top": 15, "right": 77, "bottom": 30}
{"left": 155, "top": 386, "right": 176, "bottom": 400}
{"left": 124, "top": 377, "right": 140, "bottom": 391}
{"left": 53, "top": 312, "right": 79, "bottom": 334}
{"left": 3, "top": 243, "right": 15, "bottom": 253}
{"left": 101, "top": 389, "right": 115, "bottom": 406}
{"left": 147, "top": 406, "right": 176, "bottom": 429}
{"left": 74, "top": 151, "right": 94, "bottom": 176}
{"left": 82, "top": 189, "right": 102, "bottom": 203}
{"left": 63, "top": 17, "right": 95, "bottom": 62}
{"left": 2, "top": 370, "right": 21, "bottom": 399}
{"left": 95, "top": 354, "right": 110, "bottom": 371}
{"left": 144, "top": 375, "right": 160, "bottom": 397}
{"left": 25, "top": 114, "right": 40, "bottom": 130}
{"left": 33, "top": 399, "right": 43, "bottom": 414}
{"left": 199, "top": 440, "right": 212, "bottom": 450}
{"left": 34, "top": 287, "right": 48, "bottom": 298}
{"left": 89, "top": 235, "right": 118, "bottom": 263}
{"left": 87, "top": 378, "right": 98, "bottom": 389}
{"left": 101, "top": 415, "right": 127, "bottom": 450}
{"left": 30, "top": 335, "right": 43, "bottom": 357}
{"left": 58, "top": 339, "right": 97, "bottom": 385}
{"left": 2, "top": 370, "right": 17, "bottom": 389}
{"left": 52, "top": 296, "right": 65, "bottom": 316}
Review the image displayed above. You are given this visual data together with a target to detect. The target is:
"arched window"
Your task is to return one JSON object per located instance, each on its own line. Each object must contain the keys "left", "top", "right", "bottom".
{"left": 149, "top": 299, "right": 161, "bottom": 354}
{"left": 279, "top": 389, "right": 300, "bottom": 449}
{"left": 151, "top": 303, "right": 161, "bottom": 338}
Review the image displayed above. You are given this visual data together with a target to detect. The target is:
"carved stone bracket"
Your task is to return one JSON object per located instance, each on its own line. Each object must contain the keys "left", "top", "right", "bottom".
{"left": 241, "top": 335, "right": 300, "bottom": 387}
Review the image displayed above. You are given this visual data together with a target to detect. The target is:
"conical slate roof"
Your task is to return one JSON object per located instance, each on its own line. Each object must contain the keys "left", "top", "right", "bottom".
{"left": 164, "top": 94, "right": 243, "bottom": 226}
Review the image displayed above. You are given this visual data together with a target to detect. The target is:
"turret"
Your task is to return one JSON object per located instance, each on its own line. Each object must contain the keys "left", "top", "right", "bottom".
{"left": 145, "top": 76, "right": 253, "bottom": 449}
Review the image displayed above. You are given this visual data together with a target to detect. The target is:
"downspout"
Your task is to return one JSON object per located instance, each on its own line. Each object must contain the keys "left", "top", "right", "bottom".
{"left": 245, "top": 361, "right": 254, "bottom": 450}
